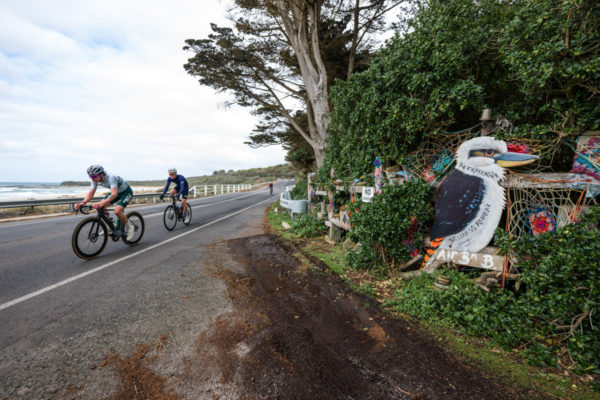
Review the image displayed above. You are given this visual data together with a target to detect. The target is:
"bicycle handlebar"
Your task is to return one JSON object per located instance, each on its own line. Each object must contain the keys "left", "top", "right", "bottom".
{"left": 75, "top": 204, "right": 112, "bottom": 215}
{"left": 76, "top": 205, "right": 93, "bottom": 215}
{"left": 159, "top": 194, "right": 180, "bottom": 202}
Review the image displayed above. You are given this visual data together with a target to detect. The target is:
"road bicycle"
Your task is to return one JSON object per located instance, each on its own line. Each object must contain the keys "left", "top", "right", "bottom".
{"left": 162, "top": 194, "right": 192, "bottom": 231}
{"left": 72, "top": 205, "right": 145, "bottom": 260}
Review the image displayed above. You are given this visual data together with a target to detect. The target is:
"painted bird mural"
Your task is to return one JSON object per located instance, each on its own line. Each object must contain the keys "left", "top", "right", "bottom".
{"left": 423, "top": 136, "right": 539, "bottom": 269}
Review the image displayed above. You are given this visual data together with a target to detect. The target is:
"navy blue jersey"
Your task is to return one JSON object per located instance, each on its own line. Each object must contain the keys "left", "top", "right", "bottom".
{"left": 162, "top": 174, "right": 189, "bottom": 195}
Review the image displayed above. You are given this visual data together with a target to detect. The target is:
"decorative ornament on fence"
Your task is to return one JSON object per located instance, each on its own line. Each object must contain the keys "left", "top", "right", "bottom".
{"left": 423, "top": 136, "right": 539, "bottom": 269}
{"left": 403, "top": 216, "right": 420, "bottom": 257}
{"left": 307, "top": 172, "right": 317, "bottom": 203}
{"left": 571, "top": 137, "right": 600, "bottom": 181}
{"left": 373, "top": 157, "right": 383, "bottom": 194}
{"left": 506, "top": 142, "right": 532, "bottom": 155}
{"left": 328, "top": 191, "right": 334, "bottom": 212}
{"left": 524, "top": 206, "right": 557, "bottom": 236}
{"left": 479, "top": 108, "right": 512, "bottom": 136}
{"left": 342, "top": 210, "right": 351, "bottom": 230}
{"left": 431, "top": 149, "right": 454, "bottom": 176}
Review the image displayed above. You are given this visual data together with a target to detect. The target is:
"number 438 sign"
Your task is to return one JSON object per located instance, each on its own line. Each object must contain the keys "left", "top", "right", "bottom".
{"left": 361, "top": 187, "right": 375, "bottom": 202}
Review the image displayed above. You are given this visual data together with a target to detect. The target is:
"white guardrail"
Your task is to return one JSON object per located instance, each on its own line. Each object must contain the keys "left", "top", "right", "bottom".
{"left": 0, "top": 184, "right": 254, "bottom": 211}
{"left": 279, "top": 186, "right": 308, "bottom": 219}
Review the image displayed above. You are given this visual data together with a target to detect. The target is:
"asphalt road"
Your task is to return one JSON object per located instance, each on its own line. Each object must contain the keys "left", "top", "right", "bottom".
{"left": 0, "top": 183, "right": 284, "bottom": 399}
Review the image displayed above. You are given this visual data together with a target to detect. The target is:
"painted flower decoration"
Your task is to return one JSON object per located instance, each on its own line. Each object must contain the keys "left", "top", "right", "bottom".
{"left": 507, "top": 142, "right": 531, "bottom": 154}
{"left": 421, "top": 166, "right": 435, "bottom": 183}
{"left": 373, "top": 157, "right": 382, "bottom": 167}
{"left": 526, "top": 207, "right": 556, "bottom": 236}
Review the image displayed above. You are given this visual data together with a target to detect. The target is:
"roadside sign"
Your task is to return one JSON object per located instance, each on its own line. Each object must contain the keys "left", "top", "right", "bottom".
{"left": 362, "top": 187, "right": 375, "bottom": 202}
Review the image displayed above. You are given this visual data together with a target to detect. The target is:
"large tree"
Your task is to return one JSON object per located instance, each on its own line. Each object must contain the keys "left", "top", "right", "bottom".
{"left": 183, "top": 0, "right": 406, "bottom": 167}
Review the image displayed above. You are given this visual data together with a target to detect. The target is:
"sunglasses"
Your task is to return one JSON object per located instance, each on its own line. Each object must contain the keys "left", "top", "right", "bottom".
{"left": 89, "top": 174, "right": 99, "bottom": 179}
{"left": 169, "top": 173, "right": 176, "bottom": 176}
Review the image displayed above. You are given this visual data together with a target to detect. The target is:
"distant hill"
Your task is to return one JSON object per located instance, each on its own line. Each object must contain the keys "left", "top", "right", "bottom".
{"left": 61, "top": 164, "right": 297, "bottom": 187}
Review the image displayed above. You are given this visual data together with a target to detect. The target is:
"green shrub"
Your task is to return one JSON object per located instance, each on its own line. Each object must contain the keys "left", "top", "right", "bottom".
{"left": 291, "top": 179, "right": 308, "bottom": 200}
{"left": 324, "top": 0, "right": 600, "bottom": 179}
{"left": 388, "top": 206, "right": 600, "bottom": 374}
{"left": 346, "top": 180, "right": 434, "bottom": 273}
{"left": 291, "top": 213, "right": 328, "bottom": 238}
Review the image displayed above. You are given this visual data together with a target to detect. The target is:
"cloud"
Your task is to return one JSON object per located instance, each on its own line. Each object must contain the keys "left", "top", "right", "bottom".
{"left": 0, "top": 0, "right": 287, "bottom": 182}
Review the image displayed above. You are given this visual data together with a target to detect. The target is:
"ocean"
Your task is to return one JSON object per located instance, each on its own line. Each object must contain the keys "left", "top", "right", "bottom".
{"left": 0, "top": 182, "right": 163, "bottom": 202}
{"left": 0, "top": 182, "right": 91, "bottom": 201}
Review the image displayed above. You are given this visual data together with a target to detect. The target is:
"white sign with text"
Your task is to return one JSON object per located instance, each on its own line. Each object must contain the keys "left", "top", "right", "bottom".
{"left": 362, "top": 187, "right": 375, "bottom": 202}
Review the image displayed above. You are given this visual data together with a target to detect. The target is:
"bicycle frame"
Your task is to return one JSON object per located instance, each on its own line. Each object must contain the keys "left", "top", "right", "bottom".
{"left": 170, "top": 195, "right": 185, "bottom": 218}
{"left": 73, "top": 203, "right": 144, "bottom": 259}
{"left": 161, "top": 194, "right": 185, "bottom": 218}
{"left": 78, "top": 205, "right": 121, "bottom": 237}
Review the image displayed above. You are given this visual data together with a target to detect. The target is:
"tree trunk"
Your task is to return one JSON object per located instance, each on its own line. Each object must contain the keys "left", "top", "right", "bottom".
{"left": 276, "top": 0, "right": 330, "bottom": 167}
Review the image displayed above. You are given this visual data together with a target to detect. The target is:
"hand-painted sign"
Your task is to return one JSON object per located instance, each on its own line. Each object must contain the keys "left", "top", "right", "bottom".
{"left": 425, "top": 248, "right": 505, "bottom": 272}
{"left": 362, "top": 187, "right": 375, "bottom": 202}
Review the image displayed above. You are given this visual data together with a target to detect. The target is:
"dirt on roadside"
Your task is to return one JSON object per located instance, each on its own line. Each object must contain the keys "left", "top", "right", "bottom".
{"left": 181, "top": 234, "right": 539, "bottom": 399}
{"left": 101, "top": 233, "right": 542, "bottom": 399}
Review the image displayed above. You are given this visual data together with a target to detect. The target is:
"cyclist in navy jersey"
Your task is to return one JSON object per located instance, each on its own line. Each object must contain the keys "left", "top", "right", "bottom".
{"left": 160, "top": 168, "right": 189, "bottom": 216}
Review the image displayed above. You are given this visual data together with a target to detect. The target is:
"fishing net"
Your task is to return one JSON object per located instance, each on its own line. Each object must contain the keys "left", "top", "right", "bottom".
{"left": 399, "top": 127, "right": 566, "bottom": 182}
{"left": 401, "top": 126, "right": 480, "bottom": 184}
{"left": 504, "top": 172, "right": 598, "bottom": 239}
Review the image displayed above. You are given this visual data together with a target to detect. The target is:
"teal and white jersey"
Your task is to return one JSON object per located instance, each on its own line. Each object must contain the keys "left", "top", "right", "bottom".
{"left": 91, "top": 173, "right": 129, "bottom": 193}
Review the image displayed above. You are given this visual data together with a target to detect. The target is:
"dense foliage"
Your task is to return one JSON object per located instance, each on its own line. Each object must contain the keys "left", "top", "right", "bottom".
{"left": 291, "top": 213, "right": 329, "bottom": 238}
{"left": 324, "top": 0, "right": 600, "bottom": 179}
{"left": 290, "top": 179, "right": 308, "bottom": 200}
{"left": 346, "top": 180, "right": 434, "bottom": 274}
{"left": 389, "top": 206, "right": 600, "bottom": 375}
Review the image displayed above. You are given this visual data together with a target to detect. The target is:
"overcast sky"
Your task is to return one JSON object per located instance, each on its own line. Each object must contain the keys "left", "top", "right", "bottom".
{"left": 0, "top": 0, "right": 287, "bottom": 183}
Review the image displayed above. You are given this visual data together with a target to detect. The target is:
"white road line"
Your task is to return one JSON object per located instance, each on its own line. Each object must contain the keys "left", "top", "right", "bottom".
{"left": 0, "top": 197, "right": 274, "bottom": 312}
{"left": 145, "top": 191, "right": 259, "bottom": 218}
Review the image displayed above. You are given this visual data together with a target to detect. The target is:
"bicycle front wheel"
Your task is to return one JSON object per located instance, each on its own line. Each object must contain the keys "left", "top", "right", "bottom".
{"left": 72, "top": 218, "right": 108, "bottom": 260}
{"left": 123, "top": 211, "right": 145, "bottom": 245}
{"left": 183, "top": 204, "right": 192, "bottom": 225}
{"left": 163, "top": 205, "right": 177, "bottom": 231}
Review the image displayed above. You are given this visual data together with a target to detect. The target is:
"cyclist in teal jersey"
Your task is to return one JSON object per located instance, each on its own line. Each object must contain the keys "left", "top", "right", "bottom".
{"left": 75, "top": 165, "right": 135, "bottom": 240}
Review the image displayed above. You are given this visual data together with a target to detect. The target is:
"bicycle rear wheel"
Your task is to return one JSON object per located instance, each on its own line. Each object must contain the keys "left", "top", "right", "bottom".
{"left": 123, "top": 211, "right": 145, "bottom": 245}
{"left": 72, "top": 218, "right": 108, "bottom": 260}
{"left": 163, "top": 205, "right": 177, "bottom": 231}
{"left": 183, "top": 204, "right": 192, "bottom": 225}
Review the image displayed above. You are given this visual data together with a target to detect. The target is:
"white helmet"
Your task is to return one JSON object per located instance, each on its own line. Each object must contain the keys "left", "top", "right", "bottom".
{"left": 87, "top": 165, "right": 104, "bottom": 175}
{"left": 168, "top": 168, "right": 177, "bottom": 174}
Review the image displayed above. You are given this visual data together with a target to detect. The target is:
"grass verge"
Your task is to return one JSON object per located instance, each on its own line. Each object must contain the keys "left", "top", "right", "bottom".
{"left": 265, "top": 203, "right": 600, "bottom": 400}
